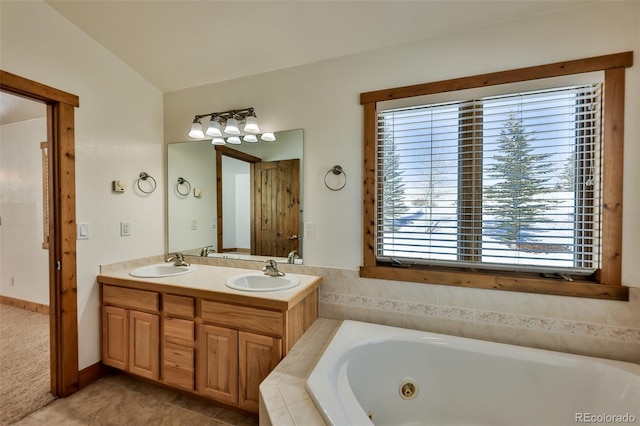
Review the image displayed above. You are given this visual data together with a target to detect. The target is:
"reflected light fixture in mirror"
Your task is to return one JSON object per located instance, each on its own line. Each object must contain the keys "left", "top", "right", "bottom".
{"left": 188, "top": 107, "right": 276, "bottom": 145}
{"left": 261, "top": 132, "right": 276, "bottom": 141}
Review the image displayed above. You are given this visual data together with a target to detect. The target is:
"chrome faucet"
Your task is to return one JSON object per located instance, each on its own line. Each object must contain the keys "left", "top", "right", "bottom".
{"left": 262, "top": 259, "right": 285, "bottom": 277}
{"left": 166, "top": 252, "right": 190, "bottom": 267}
{"left": 287, "top": 250, "right": 299, "bottom": 264}
{"left": 200, "top": 245, "right": 216, "bottom": 257}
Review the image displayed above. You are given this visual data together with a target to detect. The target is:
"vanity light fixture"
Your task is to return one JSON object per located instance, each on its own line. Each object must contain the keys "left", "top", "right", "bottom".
{"left": 188, "top": 107, "right": 275, "bottom": 145}
{"left": 205, "top": 119, "right": 223, "bottom": 137}
{"left": 188, "top": 118, "right": 205, "bottom": 139}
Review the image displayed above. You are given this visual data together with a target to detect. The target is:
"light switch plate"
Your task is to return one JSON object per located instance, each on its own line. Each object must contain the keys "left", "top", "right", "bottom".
{"left": 194, "top": 188, "right": 202, "bottom": 197}
{"left": 77, "top": 223, "right": 89, "bottom": 240}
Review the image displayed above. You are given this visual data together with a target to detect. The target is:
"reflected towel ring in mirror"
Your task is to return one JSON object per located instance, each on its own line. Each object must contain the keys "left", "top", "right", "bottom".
{"left": 137, "top": 172, "right": 157, "bottom": 194}
{"left": 324, "top": 165, "right": 347, "bottom": 191}
{"left": 176, "top": 177, "right": 191, "bottom": 196}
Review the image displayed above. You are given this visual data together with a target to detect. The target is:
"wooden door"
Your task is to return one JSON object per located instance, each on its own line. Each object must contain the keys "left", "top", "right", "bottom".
{"left": 102, "top": 306, "right": 128, "bottom": 370}
{"left": 197, "top": 324, "right": 238, "bottom": 405}
{"left": 238, "top": 331, "right": 282, "bottom": 413}
{"left": 128, "top": 311, "right": 159, "bottom": 380}
{"left": 253, "top": 159, "right": 300, "bottom": 256}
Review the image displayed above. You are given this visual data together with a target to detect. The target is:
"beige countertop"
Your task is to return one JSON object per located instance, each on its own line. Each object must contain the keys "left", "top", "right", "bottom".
{"left": 98, "top": 262, "right": 322, "bottom": 311}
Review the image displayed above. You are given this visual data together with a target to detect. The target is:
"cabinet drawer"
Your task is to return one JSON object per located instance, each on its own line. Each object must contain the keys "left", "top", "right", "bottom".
{"left": 103, "top": 285, "right": 159, "bottom": 312}
{"left": 163, "top": 317, "right": 194, "bottom": 345}
{"left": 163, "top": 342, "right": 194, "bottom": 390}
{"left": 200, "top": 300, "right": 283, "bottom": 337}
{"left": 163, "top": 294, "right": 194, "bottom": 318}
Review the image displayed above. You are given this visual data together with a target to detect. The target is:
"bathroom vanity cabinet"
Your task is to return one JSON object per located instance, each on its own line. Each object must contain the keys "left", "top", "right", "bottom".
{"left": 98, "top": 266, "right": 320, "bottom": 414}
{"left": 102, "top": 285, "right": 160, "bottom": 380}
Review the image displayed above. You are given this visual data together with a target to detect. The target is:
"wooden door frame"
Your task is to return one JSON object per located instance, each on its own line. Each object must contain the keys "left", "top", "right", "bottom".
{"left": 214, "top": 146, "right": 261, "bottom": 254}
{"left": 0, "top": 70, "right": 79, "bottom": 397}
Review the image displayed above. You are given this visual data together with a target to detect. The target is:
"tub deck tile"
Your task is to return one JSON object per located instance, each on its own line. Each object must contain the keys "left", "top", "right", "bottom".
{"left": 260, "top": 318, "right": 340, "bottom": 425}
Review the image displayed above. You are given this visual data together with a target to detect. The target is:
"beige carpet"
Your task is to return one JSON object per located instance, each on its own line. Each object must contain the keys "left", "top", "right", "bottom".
{"left": 0, "top": 304, "right": 54, "bottom": 425}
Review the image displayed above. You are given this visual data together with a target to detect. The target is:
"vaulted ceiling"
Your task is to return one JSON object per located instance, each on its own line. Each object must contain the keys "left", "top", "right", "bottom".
{"left": 45, "top": 1, "right": 588, "bottom": 93}
{"left": 2, "top": 1, "right": 591, "bottom": 125}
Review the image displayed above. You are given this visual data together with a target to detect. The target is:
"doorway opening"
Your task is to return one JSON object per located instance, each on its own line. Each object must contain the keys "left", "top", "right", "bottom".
{"left": 0, "top": 70, "right": 79, "bottom": 401}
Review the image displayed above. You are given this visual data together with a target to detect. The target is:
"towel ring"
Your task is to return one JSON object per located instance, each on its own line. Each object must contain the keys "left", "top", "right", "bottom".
{"left": 136, "top": 172, "right": 157, "bottom": 194}
{"left": 176, "top": 177, "right": 191, "bottom": 196}
{"left": 324, "top": 165, "right": 347, "bottom": 191}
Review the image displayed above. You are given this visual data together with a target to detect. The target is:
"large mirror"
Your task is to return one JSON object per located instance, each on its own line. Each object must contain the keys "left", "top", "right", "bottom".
{"left": 167, "top": 129, "right": 304, "bottom": 263}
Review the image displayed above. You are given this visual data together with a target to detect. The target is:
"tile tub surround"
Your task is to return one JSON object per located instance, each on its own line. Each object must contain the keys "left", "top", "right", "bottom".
{"left": 317, "top": 269, "right": 640, "bottom": 364}
{"left": 259, "top": 318, "right": 340, "bottom": 426}
{"left": 101, "top": 257, "right": 639, "bottom": 363}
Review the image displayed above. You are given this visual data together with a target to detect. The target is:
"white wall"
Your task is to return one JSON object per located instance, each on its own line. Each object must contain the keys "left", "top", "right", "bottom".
{"left": 165, "top": 1, "right": 640, "bottom": 286}
{"left": 1, "top": 1, "right": 164, "bottom": 368}
{"left": 0, "top": 117, "right": 49, "bottom": 305}
{"left": 167, "top": 140, "right": 217, "bottom": 253}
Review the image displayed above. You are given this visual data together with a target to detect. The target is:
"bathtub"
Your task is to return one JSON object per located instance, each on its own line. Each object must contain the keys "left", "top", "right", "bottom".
{"left": 306, "top": 321, "right": 640, "bottom": 426}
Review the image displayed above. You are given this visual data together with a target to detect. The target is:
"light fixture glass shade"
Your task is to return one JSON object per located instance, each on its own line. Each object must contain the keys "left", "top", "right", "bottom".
{"left": 224, "top": 118, "right": 241, "bottom": 135}
{"left": 188, "top": 120, "right": 204, "bottom": 138}
{"left": 205, "top": 120, "right": 223, "bottom": 137}
{"left": 243, "top": 116, "right": 260, "bottom": 134}
{"left": 227, "top": 136, "right": 241, "bottom": 144}
{"left": 261, "top": 132, "right": 276, "bottom": 141}
{"left": 243, "top": 134, "right": 258, "bottom": 143}
{"left": 211, "top": 138, "right": 226, "bottom": 145}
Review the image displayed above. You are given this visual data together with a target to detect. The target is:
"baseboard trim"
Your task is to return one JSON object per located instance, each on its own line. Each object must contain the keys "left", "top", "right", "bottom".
{"left": 78, "top": 361, "right": 108, "bottom": 390}
{"left": 0, "top": 295, "right": 49, "bottom": 314}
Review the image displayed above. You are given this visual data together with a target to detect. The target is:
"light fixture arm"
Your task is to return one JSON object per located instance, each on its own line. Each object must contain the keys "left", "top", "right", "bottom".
{"left": 189, "top": 107, "right": 269, "bottom": 142}
{"left": 193, "top": 107, "right": 257, "bottom": 123}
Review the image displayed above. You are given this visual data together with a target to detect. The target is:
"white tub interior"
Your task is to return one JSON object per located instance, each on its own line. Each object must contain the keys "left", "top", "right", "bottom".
{"left": 307, "top": 321, "right": 640, "bottom": 426}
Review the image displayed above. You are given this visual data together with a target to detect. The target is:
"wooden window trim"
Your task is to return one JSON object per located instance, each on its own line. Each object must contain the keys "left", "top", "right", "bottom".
{"left": 360, "top": 52, "right": 633, "bottom": 301}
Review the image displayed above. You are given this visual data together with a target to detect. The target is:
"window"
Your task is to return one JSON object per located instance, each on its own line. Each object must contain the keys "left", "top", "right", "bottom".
{"left": 378, "top": 85, "right": 601, "bottom": 277}
{"left": 360, "top": 52, "right": 632, "bottom": 300}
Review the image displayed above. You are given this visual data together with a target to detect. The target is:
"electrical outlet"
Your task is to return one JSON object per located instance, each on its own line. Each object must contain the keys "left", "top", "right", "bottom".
{"left": 120, "top": 221, "right": 131, "bottom": 236}
{"left": 191, "top": 219, "right": 198, "bottom": 230}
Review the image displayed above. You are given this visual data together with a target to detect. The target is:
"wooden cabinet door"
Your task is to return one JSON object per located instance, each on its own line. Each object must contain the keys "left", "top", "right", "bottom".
{"left": 238, "top": 331, "right": 282, "bottom": 413}
{"left": 129, "top": 310, "right": 159, "bottom": 380}
{"left": 102, "top": 305, "right": 128, "bottom": 370}
{"left": 197, "top": 324, "right": 238, "bottom": 405}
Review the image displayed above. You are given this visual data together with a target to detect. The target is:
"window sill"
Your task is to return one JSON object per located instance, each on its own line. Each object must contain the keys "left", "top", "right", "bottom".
{"left": 359, "top": 264, "right": 629, "bottom": 301}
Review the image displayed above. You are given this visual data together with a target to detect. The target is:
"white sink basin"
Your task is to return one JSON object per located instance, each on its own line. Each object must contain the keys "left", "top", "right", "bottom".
{"left": 129, "top": 263, "right": 197, "bottom": 278}
{"left": 226, "top": 273, "right": 301, "bottom": 292}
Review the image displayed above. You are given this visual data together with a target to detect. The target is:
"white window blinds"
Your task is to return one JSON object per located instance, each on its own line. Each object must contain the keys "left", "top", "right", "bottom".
{"left": 377, "top": 84, "right": 602, "bottom": 276}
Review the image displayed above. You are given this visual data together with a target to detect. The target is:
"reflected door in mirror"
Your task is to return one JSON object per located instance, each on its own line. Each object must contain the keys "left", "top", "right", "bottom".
{"left": 254, "top": 159, "right": 300, "bottom": 257}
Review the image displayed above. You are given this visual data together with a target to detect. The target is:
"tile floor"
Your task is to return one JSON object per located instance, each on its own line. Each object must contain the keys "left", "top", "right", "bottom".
{"left": 12, "top": 373, "right": 258, "bottom": 426}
